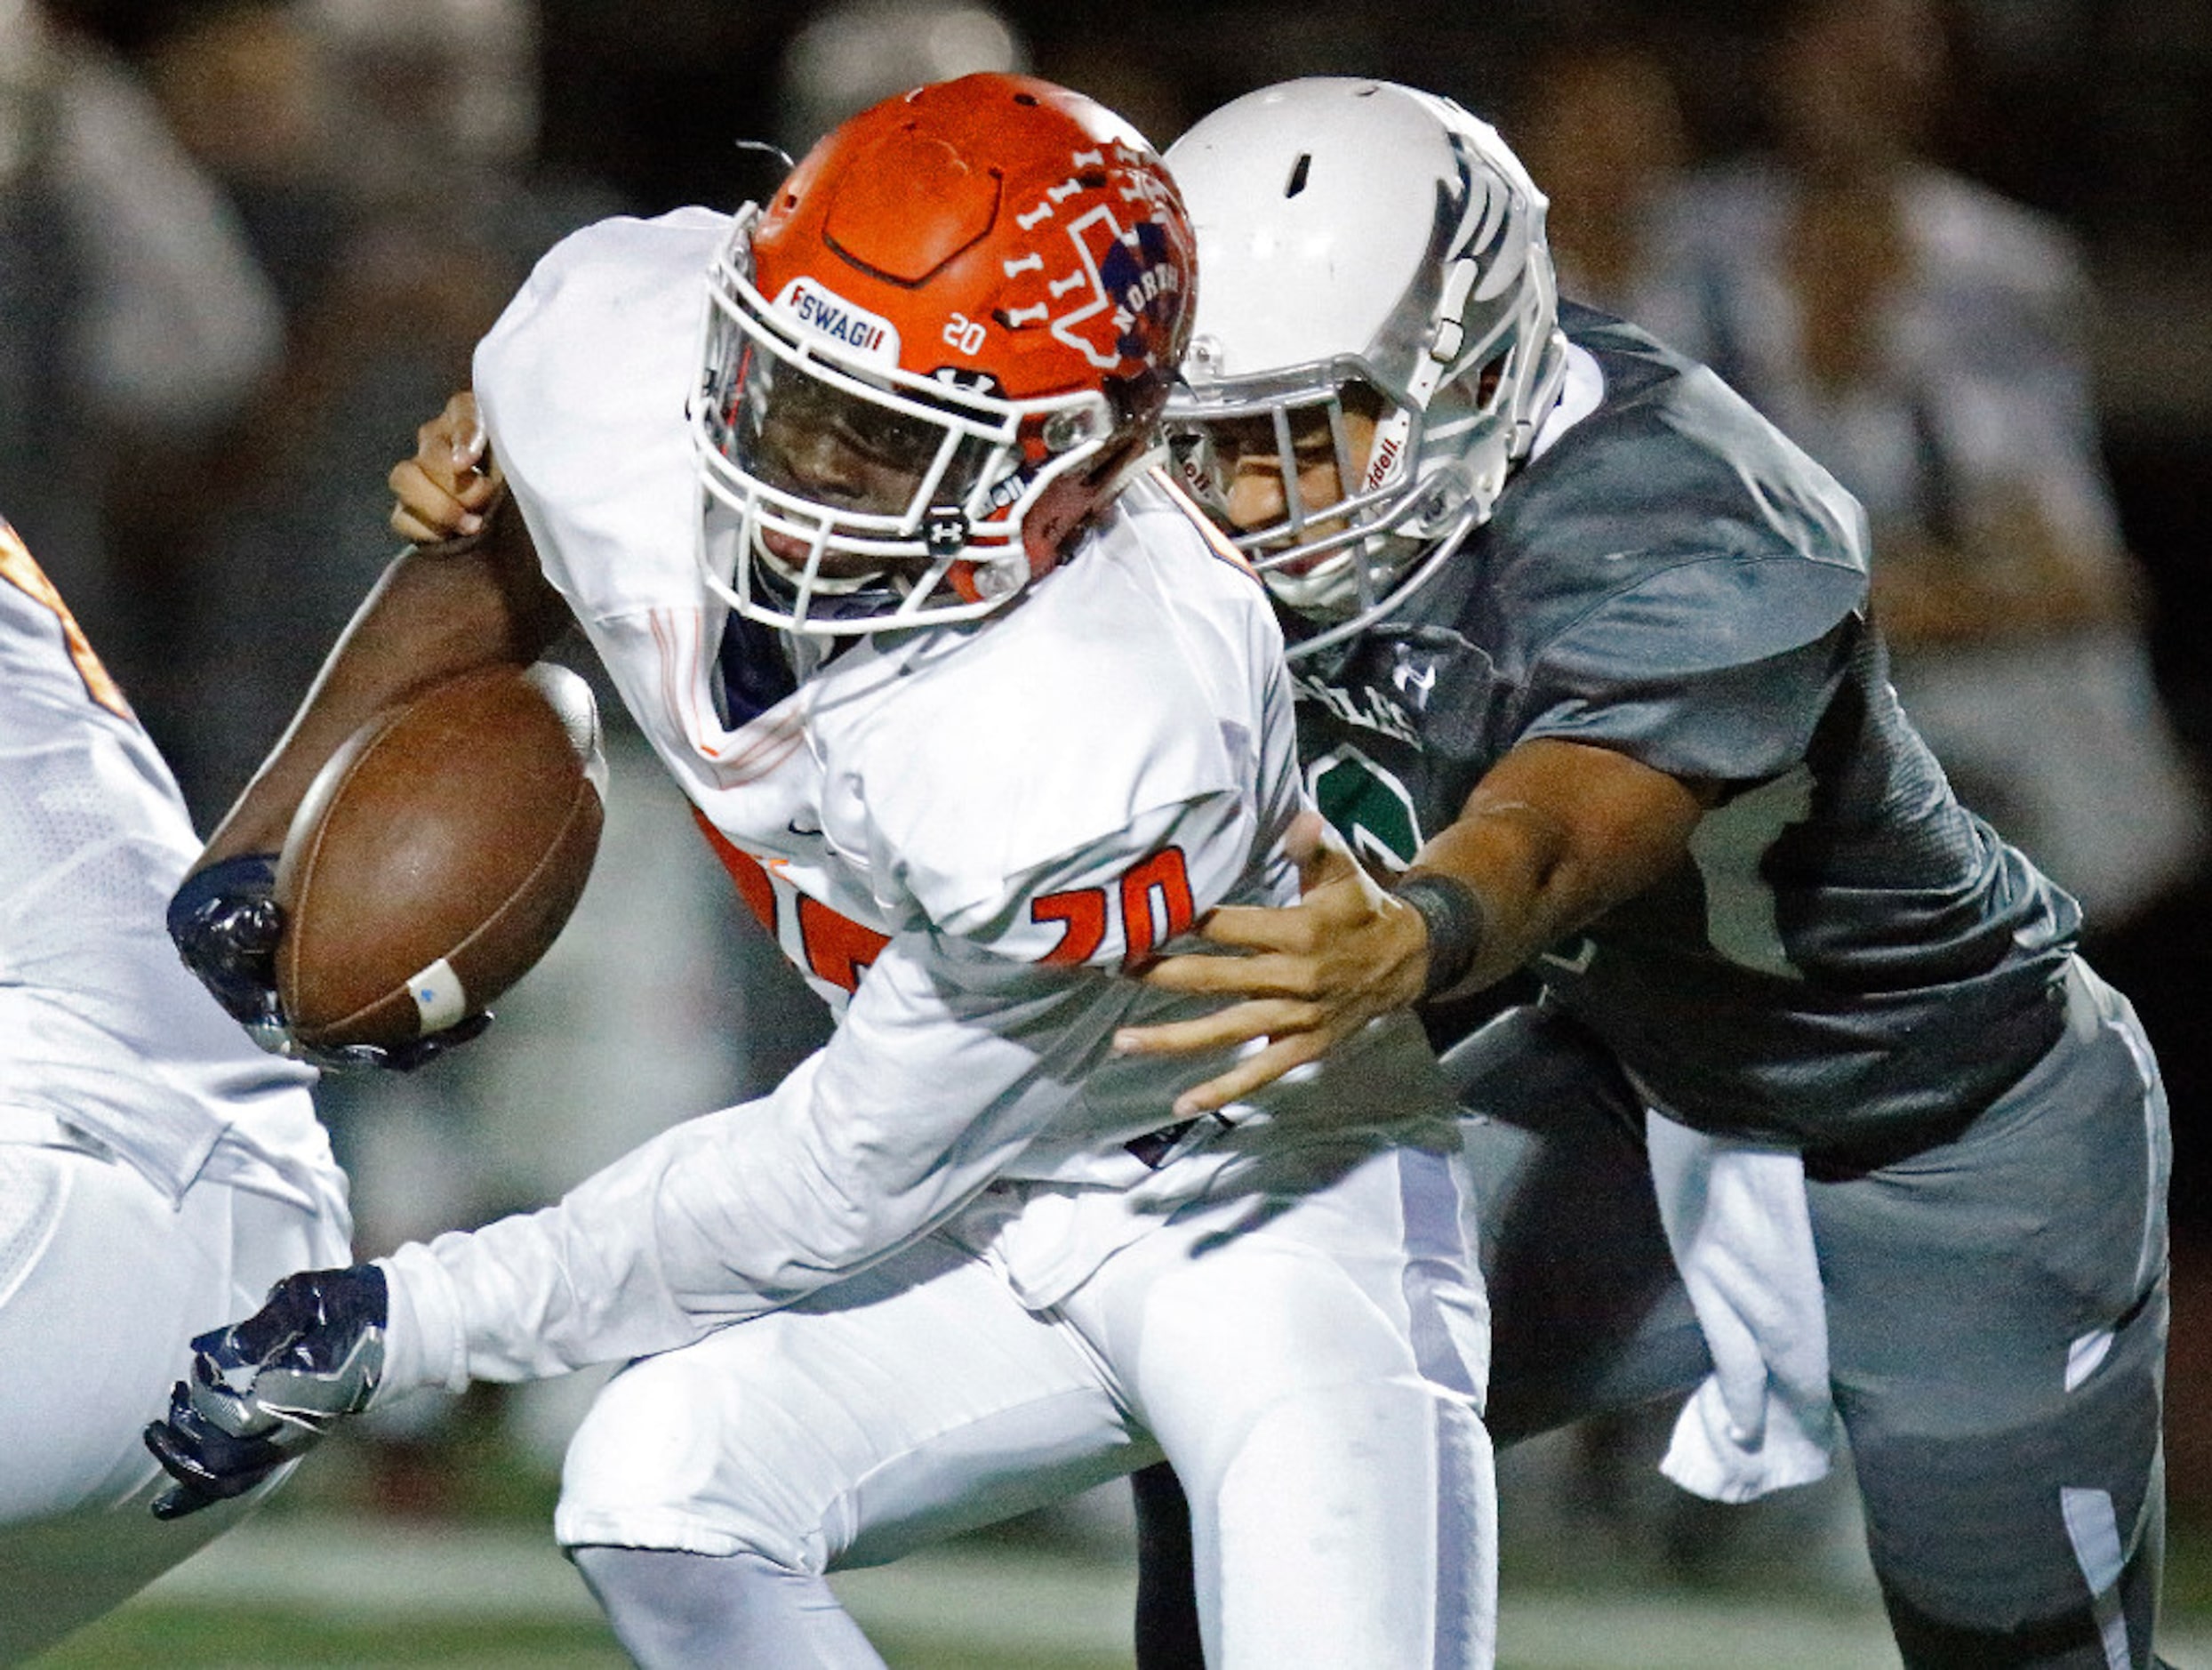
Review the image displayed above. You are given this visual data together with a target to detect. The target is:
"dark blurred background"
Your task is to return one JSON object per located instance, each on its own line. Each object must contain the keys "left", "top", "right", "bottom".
{"left": 7, "top": 0, "right": 2209, "bottom": 1592}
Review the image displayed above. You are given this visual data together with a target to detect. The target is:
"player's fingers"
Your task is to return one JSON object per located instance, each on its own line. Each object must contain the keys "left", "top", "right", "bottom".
{"left": 1134, "top": 948, "right": 1315, "bottom": 999}
{"left": 1164, "top": 1030, "right": 1334, "bottom": 1118}
{"left": 390, "top": 503, "right": 469, "bottom": 546}
{"left": 1113, "top": 996, "right": 1318, "bottom": 1057}
{"left": 424, "top": 390, "right": 484, "bottom": 467}
{"left": 1300, "top": 833, "right": 1363, "bottom": 893}
{"left": 150, "top": 1482, "right": 215, "bottom": 1521}
{"left": 388, "top": 460, "right": 485, "bottom": 543}
{"left": 449, "top": 467, "right": 503, "bottom": 511}
{"left": 142, "top": 1419, "right": 277, "bottom": 1518}
{"left": 448, "top": 417, "right": 486, "bottom": 476}
{"left": 1174, "top": 903, "right": 1328, "bottom": 957}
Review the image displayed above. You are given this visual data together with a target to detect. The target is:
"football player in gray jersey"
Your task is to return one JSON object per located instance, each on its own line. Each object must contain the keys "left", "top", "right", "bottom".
{"left": 1118, "top": 78, "right": 2172, "bottom": 1669}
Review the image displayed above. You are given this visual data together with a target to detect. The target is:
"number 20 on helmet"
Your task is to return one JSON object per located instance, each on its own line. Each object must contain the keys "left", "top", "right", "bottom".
{"left": 693, "top": 72, "right": 1198, "bottom": 637}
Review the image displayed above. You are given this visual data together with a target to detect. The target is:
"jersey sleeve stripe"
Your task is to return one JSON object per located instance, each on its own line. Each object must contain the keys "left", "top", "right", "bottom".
{"left": 1148, "top": 465, "right": 1260, "bottom": 582}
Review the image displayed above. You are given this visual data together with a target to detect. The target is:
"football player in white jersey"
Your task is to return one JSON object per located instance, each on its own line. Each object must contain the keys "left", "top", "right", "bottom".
{"left": 0, "top": 518, "right": 350, "bottom": 1663}
{"left": 145, "top": 76, "right": 1495, "bottom": 1667}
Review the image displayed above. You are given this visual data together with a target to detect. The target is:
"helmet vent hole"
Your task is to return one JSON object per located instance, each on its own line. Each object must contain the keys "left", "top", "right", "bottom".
{"left": 1285, "top": 153, "right": 1311, "bottom": 197}
{"left": 1013, "top": 92, "right": 1038, "bottom": 106}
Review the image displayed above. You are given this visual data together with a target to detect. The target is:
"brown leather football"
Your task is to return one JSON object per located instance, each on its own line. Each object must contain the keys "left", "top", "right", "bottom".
{"left": 274, "top": 662, "right": 606, "bottom": 1050}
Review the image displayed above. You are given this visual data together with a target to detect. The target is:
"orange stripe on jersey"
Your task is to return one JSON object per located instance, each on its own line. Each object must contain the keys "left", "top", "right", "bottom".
{"left": 1148, "top": 465, "right": 1259, "bottom": 582}
{"left": 690, "top": 806, "right": 775, "bottom": 930}
{"left": 797, "top": 892, "right": 889, "bottom": 993}
{"left": 0, "top": 519, "right": 132, "bottom": 719}
{"left": 650, "top": 606, "right": 805, "bottom": 783}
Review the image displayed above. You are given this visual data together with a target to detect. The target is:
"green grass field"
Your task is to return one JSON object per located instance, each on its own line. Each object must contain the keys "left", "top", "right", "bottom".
{"left": 34, "top": 1426, "right": 2212, "bottom": 1669}
{"left": 39, "top": 1508, "right": 2212, "bottom": 1670}
{"left": 44, "top": 1607, "right": 1129, "bottom": 1670}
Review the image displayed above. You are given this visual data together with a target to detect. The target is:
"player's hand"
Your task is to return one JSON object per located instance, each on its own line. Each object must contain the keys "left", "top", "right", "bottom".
{"left": 167, "top": 855, "right": 492, "bottom": 1072}
{"left": 143, "top": 1265, "right": 389, "bottom": 1521}
{"left": 1113, "top": 813, "right": 1430, "bottom": 1115}
{"left": 282, "top": 1013, "right": 492, "bottom": 1074}
{"left": 389, "top": 389, "right": 507, "bottom": 550}
{"left": 167, "top": 852, "right": 289, "bottom": 1044}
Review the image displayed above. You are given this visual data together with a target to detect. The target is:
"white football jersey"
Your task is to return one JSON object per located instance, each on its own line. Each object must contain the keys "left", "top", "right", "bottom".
{"left": 0, "top": 520, "right": 337, "bottom": 1207}
{"left": 380, "top": 213, "right": 1456, "bottom": 1392}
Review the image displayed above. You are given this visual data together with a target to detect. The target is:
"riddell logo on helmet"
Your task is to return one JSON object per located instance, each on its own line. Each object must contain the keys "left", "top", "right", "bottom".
{"left": 1365, "top": 435, "right": 1403, "bottom": 489}
{"left": 774, "top": 278, "right": 902, "bottom": 368}
{"left": 1364, "top": 410, "right": 1414, "bottom": 490}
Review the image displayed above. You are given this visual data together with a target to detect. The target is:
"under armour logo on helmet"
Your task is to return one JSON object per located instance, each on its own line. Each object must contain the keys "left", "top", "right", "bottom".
{"left": 925, "top": 507, "right": 969, "bottom": 557}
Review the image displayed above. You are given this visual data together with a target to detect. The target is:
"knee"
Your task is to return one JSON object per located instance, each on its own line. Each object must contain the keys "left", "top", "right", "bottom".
{"left": 1193, "top": 1375, "right": 1489, "bottom": 1547}
{"left": 557, "top": 1364, "right": 833, "bottom": 1570}
{"left": 572, "top": 1545, "right": 859, "bottom": 1669}
{"left": 1849, "top": 1381, "right": 2162, "bottom": 1657}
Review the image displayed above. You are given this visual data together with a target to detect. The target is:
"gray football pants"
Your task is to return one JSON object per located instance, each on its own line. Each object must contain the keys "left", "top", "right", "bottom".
{"left": 1137, "top": 962, "right": 2170, "bottom": 1669}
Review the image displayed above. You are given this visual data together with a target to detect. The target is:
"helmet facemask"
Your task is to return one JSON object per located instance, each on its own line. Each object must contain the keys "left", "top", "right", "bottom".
{"left": 1162, "top": 79, "right": 1571, "bottom": 658}
{"left": 693, "top": 213, "right": 1120, "bottom": 637}
{"left": 1168, "top": 372, "right": 1401, "bottom": 614}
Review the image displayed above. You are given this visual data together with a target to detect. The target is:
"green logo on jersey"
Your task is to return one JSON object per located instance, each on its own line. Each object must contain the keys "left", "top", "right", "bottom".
{"left": 1307, "top": 745, "right": 1423, "bottom": 872}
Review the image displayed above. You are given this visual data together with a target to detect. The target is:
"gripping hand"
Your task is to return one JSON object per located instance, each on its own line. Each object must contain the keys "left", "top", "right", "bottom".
{"left": 166, "top": 853, "right": 289, "bottom": 1046}
{"left": 166, "top": 855, "right": 490, "bottom": 1071}
{"left": 143, "top": 1265, "right": 389, "bottom": 1521}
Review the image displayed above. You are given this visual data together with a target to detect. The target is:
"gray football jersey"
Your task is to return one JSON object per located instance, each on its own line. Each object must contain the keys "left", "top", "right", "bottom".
{"left": 1293, "top": 305, "right": 2080, "bottom": 1153}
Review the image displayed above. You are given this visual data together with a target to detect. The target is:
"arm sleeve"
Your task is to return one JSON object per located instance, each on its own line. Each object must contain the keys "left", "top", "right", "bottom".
{"left": 1517, "top": 558, "right": 1863, "bottom": 784}
{"left": 381, "top": 939, "right": 1135, "bottom": 1391}
{"left": 375, "top": 789, "right": 1260, "bottom": 1394}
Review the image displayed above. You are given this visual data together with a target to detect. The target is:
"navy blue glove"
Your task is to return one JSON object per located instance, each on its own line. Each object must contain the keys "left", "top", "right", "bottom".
{"left": 166, "top": 854, "right": 490, "bottom": 1071}
{"left": 166, "top": 853, "right": 288, "bottom": 1041}
{"left": 144, "top": 1265, "right": 389, "bottom": 1521}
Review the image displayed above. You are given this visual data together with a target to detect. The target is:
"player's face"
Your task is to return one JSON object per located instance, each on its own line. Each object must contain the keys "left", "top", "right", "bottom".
{"left": 1207, "top": 403, "right": 1379, "bottom": 570}
{"left": 744, "top": 373, "right": 940, "bottom": 577}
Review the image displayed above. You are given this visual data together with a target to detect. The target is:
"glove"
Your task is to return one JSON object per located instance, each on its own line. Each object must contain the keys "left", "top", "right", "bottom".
{"left": 143, "top": 1265, "right": 389, "bottom": 1521}
{"left": 166, "top": 854, "right": 491, "bottom": 1071}
{"left": 166, "top": 853, "right": 288, "bottom": 1044}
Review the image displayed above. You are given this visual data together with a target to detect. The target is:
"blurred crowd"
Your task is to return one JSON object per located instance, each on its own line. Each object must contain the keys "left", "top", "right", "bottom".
{"left": 5, "top": 0, "right": 2208, "bottom": 1565}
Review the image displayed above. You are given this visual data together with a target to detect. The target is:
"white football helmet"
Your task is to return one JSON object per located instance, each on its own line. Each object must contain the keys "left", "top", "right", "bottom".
{"left": 1163, "top": 78, "right": 1569, "bottom": 656}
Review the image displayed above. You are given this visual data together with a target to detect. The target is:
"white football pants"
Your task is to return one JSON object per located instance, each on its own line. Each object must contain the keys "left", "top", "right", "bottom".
{"left": 558, "top": 1137, "right": 1495, "bottom": 1669}
{"left": 0, "top": 1123, "right": 350, "bottom": 1663}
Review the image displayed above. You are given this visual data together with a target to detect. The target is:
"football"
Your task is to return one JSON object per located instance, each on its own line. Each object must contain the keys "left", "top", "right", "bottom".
{"left": 274, "top": 662, "right": 607, "bottom": 1052}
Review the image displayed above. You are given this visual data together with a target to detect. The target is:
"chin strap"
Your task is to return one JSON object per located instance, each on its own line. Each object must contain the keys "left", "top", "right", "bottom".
{"left": 1278, "top": 508, "right": 1483, "bottom": 665}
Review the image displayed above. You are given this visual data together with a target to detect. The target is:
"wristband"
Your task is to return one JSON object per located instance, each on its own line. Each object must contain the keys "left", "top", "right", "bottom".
{"left": 1393, "top": 871, "right": 1487, "bottom": 1000}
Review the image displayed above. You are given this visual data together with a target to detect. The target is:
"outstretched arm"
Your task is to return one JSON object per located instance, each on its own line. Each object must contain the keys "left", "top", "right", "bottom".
{"left": 1116, "top": 736, "right": 1710, "bottom": 1113}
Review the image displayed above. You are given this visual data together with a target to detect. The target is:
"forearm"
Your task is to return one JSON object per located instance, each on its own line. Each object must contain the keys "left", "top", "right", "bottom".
{"left": 377, "top": 1113, "right": 762, "bottom": 1393}
{"left": 374, "top": 951, "right": 1110, "bottom": 1394}
{"left": 1404, "top": 740, "right": 1706, "bottom": 999}
{"left": 200, "top": 517, "right": 567, "bottom": 863}
{"left": 1403, "top": 801, "right": 1585, "bottom": 995}
{"left": 378, "top": 1090, "right": 1033, "bottom": 1393}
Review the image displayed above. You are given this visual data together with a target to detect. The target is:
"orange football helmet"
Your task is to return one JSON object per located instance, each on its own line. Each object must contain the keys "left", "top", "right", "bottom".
{"left": 694, "top": 72, "right": 1197, "bottom": 636}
